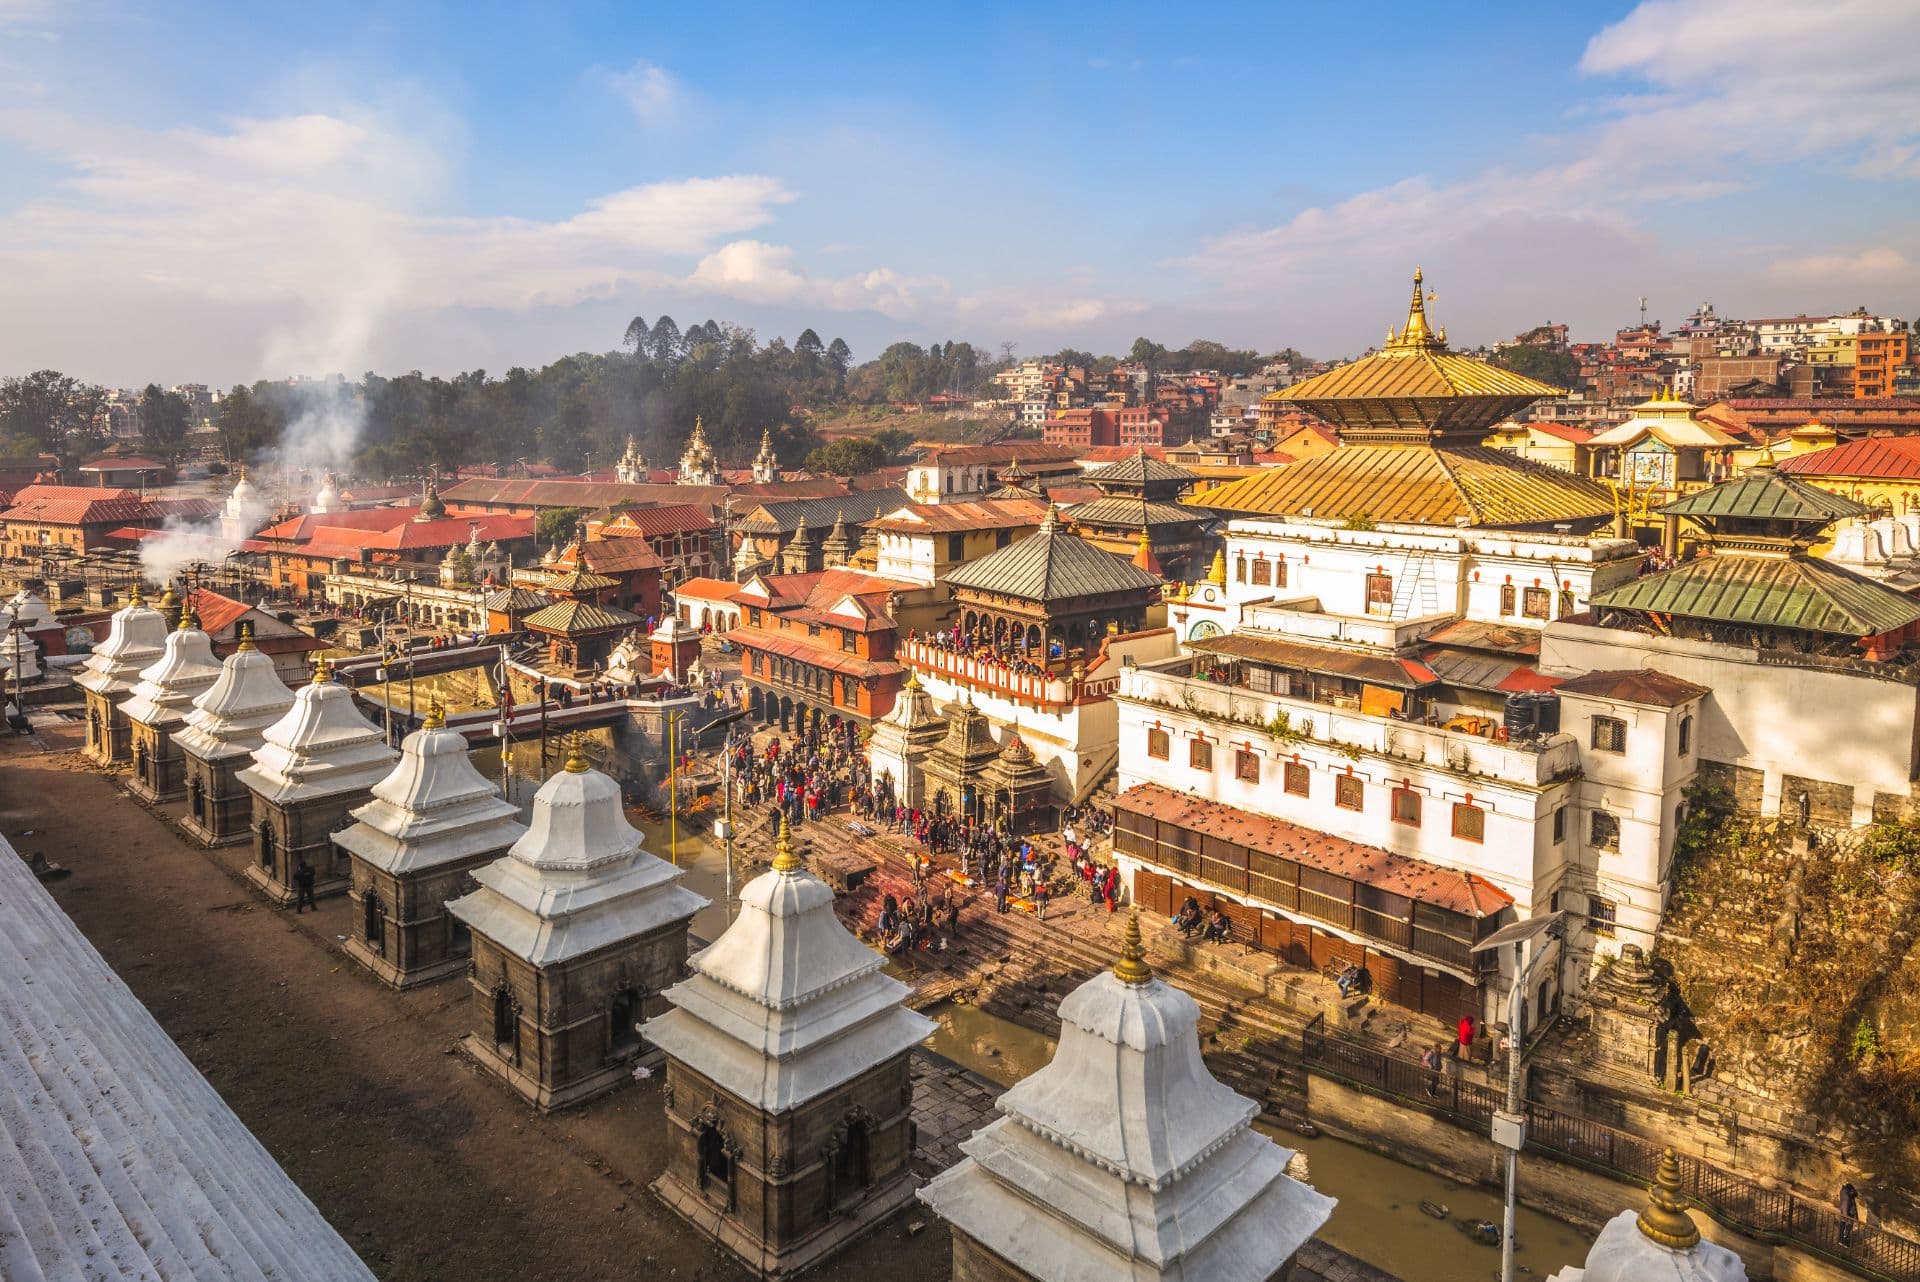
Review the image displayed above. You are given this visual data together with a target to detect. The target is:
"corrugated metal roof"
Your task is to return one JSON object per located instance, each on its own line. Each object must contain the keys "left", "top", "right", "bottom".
{"left": 1555, "top": 669, "right": 1710, "bottom": 706}
{"left": 943, "top": 515, "right": 1164, "bottom": 602}
{"left": 1189, "top": 445, "right": 1616, "bottom": 528}
{"left": 1190, "top": 631, "right": 1438, "bottom": 689}
{"left": 735, "top": 488, "right": 905, "bottom": 536}
{"left": 1591, "top": 552, "right": 1920, "bottom": 637}
{"left": 1062, "top": 495, "right": 1212, "bottom": 529}
{"left": 1657, "top": 468, "right": 1868, "bottom": 524}
{"left": 864, "top": 498, "right": 1048, "bottom": 534}
{"left": 1778, "top": 436, "right": 1920, "bottom": 482}
{"left": 1081, "top": 452, "right": 1200, "bottom": 487}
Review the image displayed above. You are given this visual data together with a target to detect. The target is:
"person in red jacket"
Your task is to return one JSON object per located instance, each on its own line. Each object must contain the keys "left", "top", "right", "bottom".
{"left": 1456, "top": 1013, "right": 1476, "bottom": 1060}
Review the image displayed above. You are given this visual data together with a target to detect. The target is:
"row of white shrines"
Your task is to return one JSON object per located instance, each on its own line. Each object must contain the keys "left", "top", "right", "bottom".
{"left": 58, "top": 584, "right": 1736, "bottom": 1282}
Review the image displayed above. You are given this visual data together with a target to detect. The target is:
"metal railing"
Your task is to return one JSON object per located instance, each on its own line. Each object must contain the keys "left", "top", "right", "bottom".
{"left": 1300, "top": 1022, "right": 1920, "bottom": 1281}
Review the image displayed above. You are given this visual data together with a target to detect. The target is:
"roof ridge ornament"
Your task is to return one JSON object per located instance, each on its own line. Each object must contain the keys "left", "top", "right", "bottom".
{"left": 1386, "top": 266, "right": 1441, "bottom": 351}
{"left": 1114, "top": 908, "right": 1152, "bottom": 986}
{"left": 1636, "top": 1147, "right": 1701, "bottom": 1249}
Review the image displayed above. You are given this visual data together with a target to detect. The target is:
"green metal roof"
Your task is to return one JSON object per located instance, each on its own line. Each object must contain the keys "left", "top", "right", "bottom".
{"left": 1591, "top": 552, "right": 1920, "bottom": 638}
{"left": 1082, "top": 452, "right": 1200, "bottom": 488}
{"left": 1657, "top": 468, "right": 1869, "bottom": 525}
{"left": 944, "top": 515, "right": 1165, "bottom": 602}
{"left": 1063, "top": 495, "right": 1212, "bottom": 529}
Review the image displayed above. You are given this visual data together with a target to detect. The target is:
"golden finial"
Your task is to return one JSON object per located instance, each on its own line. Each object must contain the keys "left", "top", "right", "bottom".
{"left": 237, "top": 621, "right": 256, "bottom": 651}
{"left": 311, "top": 654, "right": 333, "bottom": 684}
{"left": 159, "top": 582, "right": 178, "bottom": 612}
{"left": 1391, "top": 266, "right": 1436, "bottom": 349}
{"left": 563, "top": 733, "right": 590, "bottom": 773}
{"left": 904, "top": 669, "right": 923, "bottom": 692}
{"left": 1136, "top": 527, "right": 1152, "bottom": 554}
{"left": 771, "top": 813, "right": 802, "bottom": 873}
{"left": 1114, "top": 908, "right": 1152, "bottom": 986}
{"left": 1042, "top": 500, "right": 1060, "bottom": 530}
{"left": 422, "top": 699, "right": 446, "bottom": 730}
{"left": 1207, "top": 546, "right": 1227, "bottom": 586}
{"left": 128, "top": 579, "right": 144, "bottom": 607}
{"left": 1636, "top": 1148, "right": 1701, "bottom": 1249}
{"left": 176, "top": 596, "right": 196, "bottom": 631}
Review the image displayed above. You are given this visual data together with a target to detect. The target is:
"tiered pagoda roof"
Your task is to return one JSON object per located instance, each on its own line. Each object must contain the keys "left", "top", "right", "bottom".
{"left": 235, "top": 660, "right": 398, "bottom": 805}
{"left": 1193, "top": 271, "right": 1616, "bottom": 530}
{"left": 334, "top": 703, "right": 526, "bottom": 878}
{"left": 945, "top": 505, "right": 1165, "bottom": 602}
{"left": 75, "top": 584, "right": 168, "bottom": 697}
{"left": 119, "top": 605, "right": 224, "bottom": 729}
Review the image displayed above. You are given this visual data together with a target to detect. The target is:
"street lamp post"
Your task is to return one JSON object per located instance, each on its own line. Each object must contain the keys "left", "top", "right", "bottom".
{"left": 1472, "top": 911, "right": 1567, "bottom": 1282}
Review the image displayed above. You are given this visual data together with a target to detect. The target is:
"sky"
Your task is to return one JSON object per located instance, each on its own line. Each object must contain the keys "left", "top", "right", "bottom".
{"left": 0, "top": 0, "right": 1917, "bottom": 387}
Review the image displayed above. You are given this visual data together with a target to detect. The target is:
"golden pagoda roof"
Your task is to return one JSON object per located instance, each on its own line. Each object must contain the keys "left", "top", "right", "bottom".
{"left": 1278, "top": 269, "right": 1567, "bottom": 442}
{"left": 1189, "top": 444, "right": 1617, "bottom": 529}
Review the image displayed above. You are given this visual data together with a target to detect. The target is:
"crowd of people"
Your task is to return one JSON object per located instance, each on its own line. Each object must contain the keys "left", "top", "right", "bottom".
{"left": 727, "top": 720, "right": 871, "bottom": 831}
{"left": 907, "top": 623, "right": 1064, "bottom": 676}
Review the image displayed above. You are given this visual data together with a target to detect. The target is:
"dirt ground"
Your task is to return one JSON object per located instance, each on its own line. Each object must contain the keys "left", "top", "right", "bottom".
{"left": 0, "top": 720, "right": 952, "bottom": 1282}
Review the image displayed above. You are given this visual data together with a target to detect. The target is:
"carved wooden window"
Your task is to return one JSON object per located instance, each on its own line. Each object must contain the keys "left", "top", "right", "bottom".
{"left": 1147, "top": 727, "right": 1170, "bottom": 760}
{"left": 1189, "top": 737, "right": 1212, "bottom": 770}
{"left": 1284, "top": 762, "right": 1309, "bottom": 796}
{"left": 1336, "top": 774, "right": 1364, "bottom": 811}
{"left": 1234, "top": 748, "right": 1260, "bottom": 783}
{"left": 1452, "top": 803, "right": 1485, "bottom": 843}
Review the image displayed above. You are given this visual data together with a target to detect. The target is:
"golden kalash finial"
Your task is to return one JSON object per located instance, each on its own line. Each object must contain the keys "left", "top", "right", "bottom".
{"left": 1388, "top": 266, "right": 1439, "bottom": 350}
{"left": 1636, "top": 1148, "right": 1701, "bottom": 1249}
{"left": 127, "top": 579, "right": 145, "bottom": 607}
{"left": 422, "top": 698, "right": 446, "bottom": 730}
{"left": 1207, "top": 546, "right": 1227, "bottom": 586}
{"left": 311, "top": 654, "right": 334, "bottom": 683}
{"left": 1041, "top": 500, "right": 1061, "bottom": 531}
{"left": 563, "top": 733, "right": 590, "bottom": 773}
{"left": 1114, "top": 908, "right": 1153, "bottom": 986}
{"left": 772, "top": 813, "right": 802, "bottom": 873}
{"left": 237, "top": 621, "right": 256, "bottom": 651}
{"left": 158, "top": 581, "right": 178, "bottom": 613}
{"left": 904, "top": 668, "right": 923, "bottom": 692}
{"left": 177, "top": 594, "right": 197, "bottom": 631}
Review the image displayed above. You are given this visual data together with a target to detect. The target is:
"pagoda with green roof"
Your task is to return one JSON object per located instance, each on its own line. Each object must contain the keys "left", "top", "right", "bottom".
{"left": 1591, "top": 466, "right": 1920, "bottom": 658}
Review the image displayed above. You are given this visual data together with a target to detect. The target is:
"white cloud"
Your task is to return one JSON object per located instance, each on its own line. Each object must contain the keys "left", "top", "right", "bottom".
{"left": 608, "top": 59, "right": 678, "bottom": 124}
{"left": 1768, "top": 245, "right": 1916, "bottom": 284}
{"left": 1176, "top": 0, "right": 1920, "bottom": 341}
{"left": 688, "top": 239, "right": 946, "bottom": 318}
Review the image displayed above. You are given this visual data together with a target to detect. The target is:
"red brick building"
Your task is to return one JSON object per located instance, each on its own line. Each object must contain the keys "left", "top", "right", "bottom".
{"left": 727, "top": 568, "right": 928, "bottom": 734}
{"left": 1043, "top": 405, "right": 1168, "bottom": 449}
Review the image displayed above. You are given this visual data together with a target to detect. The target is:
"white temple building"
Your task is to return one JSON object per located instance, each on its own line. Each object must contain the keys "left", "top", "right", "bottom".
{"left": 0, "top": 615, "right": 43, "bottom": 682}
{"left": 335, "top": 701, "right": 528, "bottom": 988}
{"left": 235, "top": 658, "right": 399, "bottom": 903}
{"left": 174, "top": 625, "right": 297, "bottom": 846}
{"left": 919, "top": 912, "right": 1336, "bottom": 1282}
{"left": 76, "top": 582, "right": 169, "bottom": 763}
{"left": 447, "top": 744, "right": 707, "bottom": 1109}
{"left": 220, "top": 467, "right": 262, "bottom": 542}
{"left": 8, "top": 588, "right": 54, "bottom": 629}
{"left": 678, "top": 416, "right": 719, "bottom": 487}
{"left": 0, "top": 833, "right": 376, "bottom": 1282}
{"left": 313, "top": 471, "right": 341, "bottom": 514}
{"left": 119, "top": 602, "right": 224, "bottom": 802}
{"left": 1548, "top": 1149, "right": 1746, "bottom": 1281}
{"left": 752, "top": 428, "right": 780, "bottom": 484}
{"left": 645, "top": 819, "right": 935, "bottom": 1277}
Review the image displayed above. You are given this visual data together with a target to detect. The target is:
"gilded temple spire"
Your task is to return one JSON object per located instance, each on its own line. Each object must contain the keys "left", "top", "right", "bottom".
{"left": 1388, "top": 266, "right": 1440, "bottom": 351}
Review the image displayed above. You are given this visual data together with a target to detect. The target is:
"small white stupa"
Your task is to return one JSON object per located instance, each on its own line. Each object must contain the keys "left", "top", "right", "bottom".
{"left": 866, "top": 670, "right": 943, "bottom": 809}
{"left": 120, "top": 598, "right": 225, "bottom": 802}
{"left": 120, "top": 600, "right": 224, "bottom": 735}
{"left": 8, "top": 589, "right": 54, "bottom": 629}
{"left": 176, "top": 625, "right": 297, "bottom": 766}
{"left": 235, "top": 655, "right": 400, "bottom": 901}
{"left": 0, "top": 616, "right": 42, "bottom": 681}
{"left": 919, "top": 912, "right": 1336, "bottom": 1282}
{"left": 221, "top": 467, "right": 261, "bottom": 542}
{"left": 335, "top": 700, "right": 527, "bottom": 987}
{"left": 313, "top": 471, "right": 341, "bottom": 514}
{"left": 76, "top": 582, "right": 170, "bottom": 762}
{"left": 175, "top": 624, "right": 298, "bottom": 846}
{"left": 1548, "top": 1148, "right": 1747, "bottom": 1282}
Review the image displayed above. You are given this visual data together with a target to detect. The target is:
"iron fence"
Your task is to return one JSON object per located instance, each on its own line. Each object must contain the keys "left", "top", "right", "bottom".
{"left": 1300, "top": 1019, "right": 1920, "bottom": 1281}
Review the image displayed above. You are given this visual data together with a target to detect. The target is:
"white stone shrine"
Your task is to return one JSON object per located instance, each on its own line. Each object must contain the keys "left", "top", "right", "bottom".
{"left": 1548, "top": 1148, "right": 1747, "bottom": 1281}
{"left": 175, "top": 625, "right": 297, "bottom": 845}
{"left": 919, "top": 912, "right": 1336, "bottom": 1282}
{"left": 120, "top": 602, "right": 224, "bottom": 802}
{"left": 76, "top": 582, "right": 169, "bottom": 763}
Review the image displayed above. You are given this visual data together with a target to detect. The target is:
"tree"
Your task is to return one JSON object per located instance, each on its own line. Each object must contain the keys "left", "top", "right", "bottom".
{"left": 0, "top": 369, "right": 106, "bottom": 467}
{"left": 1129, "top": 337, "right": 1168, "bottom": 371}
{"left": 1492, "top": 344, "right": 1581, "bottom": 390}
{"left": 137, "top": 383, "right": 191, "bottom": 454}
{"left": 214, "top": 384, "right": 272, "bottom": 463}
{"left": 649, "top": 316, "right": 682, "bottom": 363}
{"left": 805, "top": 437, "right": 889, "bottom": 476}
{"left": 622, "top": 315, "right": 650, "bottom": 353}
{"left": 536, "top": 506, "right": 590, "bottom": 547}
{"left": 872, "top": 427, "right": 918, "bottom": 462}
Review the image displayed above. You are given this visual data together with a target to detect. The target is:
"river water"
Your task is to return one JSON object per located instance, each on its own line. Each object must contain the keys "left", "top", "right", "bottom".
{"left": 921, "top": 999, "right": 1591, "bottom": 1282}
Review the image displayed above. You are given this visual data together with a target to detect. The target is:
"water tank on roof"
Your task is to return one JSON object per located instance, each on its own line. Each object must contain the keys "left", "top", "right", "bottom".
{"left": 1503, "top": 693, "right": 1539, "bottom": 740}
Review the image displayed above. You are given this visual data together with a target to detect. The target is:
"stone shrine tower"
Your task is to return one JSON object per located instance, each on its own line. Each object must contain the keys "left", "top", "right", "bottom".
{"left": 752, "top": 428, "right": 780, "bottom": 484}
{"left": 220, "top": 467, "right": 260, "bottom": 543}
{"left": 645, "top": 819, "right": 934, "bottom": 1279}
{"left": 235, "top": 657, "right": 399, "bottom": 904}
{"left": 919, "top": 914, "right": 1336, "bottom": 1282}
{"left": 865, "top": 671, "right": 944, "bottom": 811}
{"left": 679, "top": 417, "right": 719, "bottom": 487}
{"left": 175, "top": 625, "right": 295, "bottom": 847}
{"left": 446, "top": 743, "right": 706, "bottom": 1111}
{"left": 76, "top": 582, "right": 168, "bottom": 765}
{"left": 650, "top": 613, "right": 701, "bottom": 681}
{"left": 334, "top": 701, "right": 527, "bottom": 989}
{"left": 616, "top": 434, "right": 651, "bottom": 483}
{"left": 120, "top": 598, "right": 224, "bottom": 803}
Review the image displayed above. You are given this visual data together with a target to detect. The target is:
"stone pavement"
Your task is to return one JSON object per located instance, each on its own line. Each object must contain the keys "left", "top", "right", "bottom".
{"left": 907, "top": 1053, "right": 1000, "bottom": 1177}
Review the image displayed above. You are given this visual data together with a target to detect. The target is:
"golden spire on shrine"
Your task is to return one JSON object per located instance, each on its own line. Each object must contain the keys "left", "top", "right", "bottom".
{"left": 1207, "top": 546, "right": 1227, "bottom": 586}
{"left": 1114, "top": 908, "right": 1152, "bottom": 986}
{"left": 311, "top": 654, "right": 333, "bottom": 683}
{"left": 1385, "top": 266, "right": 1441, "bottom": 351}
{"left": 1636, "top": 1148, "right": 1701, "bottom": 1249}
{"left": 128, "top": 579, "right": 145, "bottom": 607}
{"left": 771, "top": 812, "right": 801, "bottom": 873}
{"left": 158, "top": 582, "right": 178, "bottom": 613}
{"left": 563, "top": 733, "right": 590, "bottom": 773}
{"left": 236, "top": 621, "right": 256, "bottom": 651}
{"left": 422, "top": 699, "right": 446, "bottom": 730}
{"left": 177, "top": 596, "right": 196, "bottom": 630}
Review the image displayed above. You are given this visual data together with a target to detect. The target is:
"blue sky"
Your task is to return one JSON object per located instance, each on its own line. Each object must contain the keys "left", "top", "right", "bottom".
{"left": 1, "top": 0, "right": 1916, "bottom": 385}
